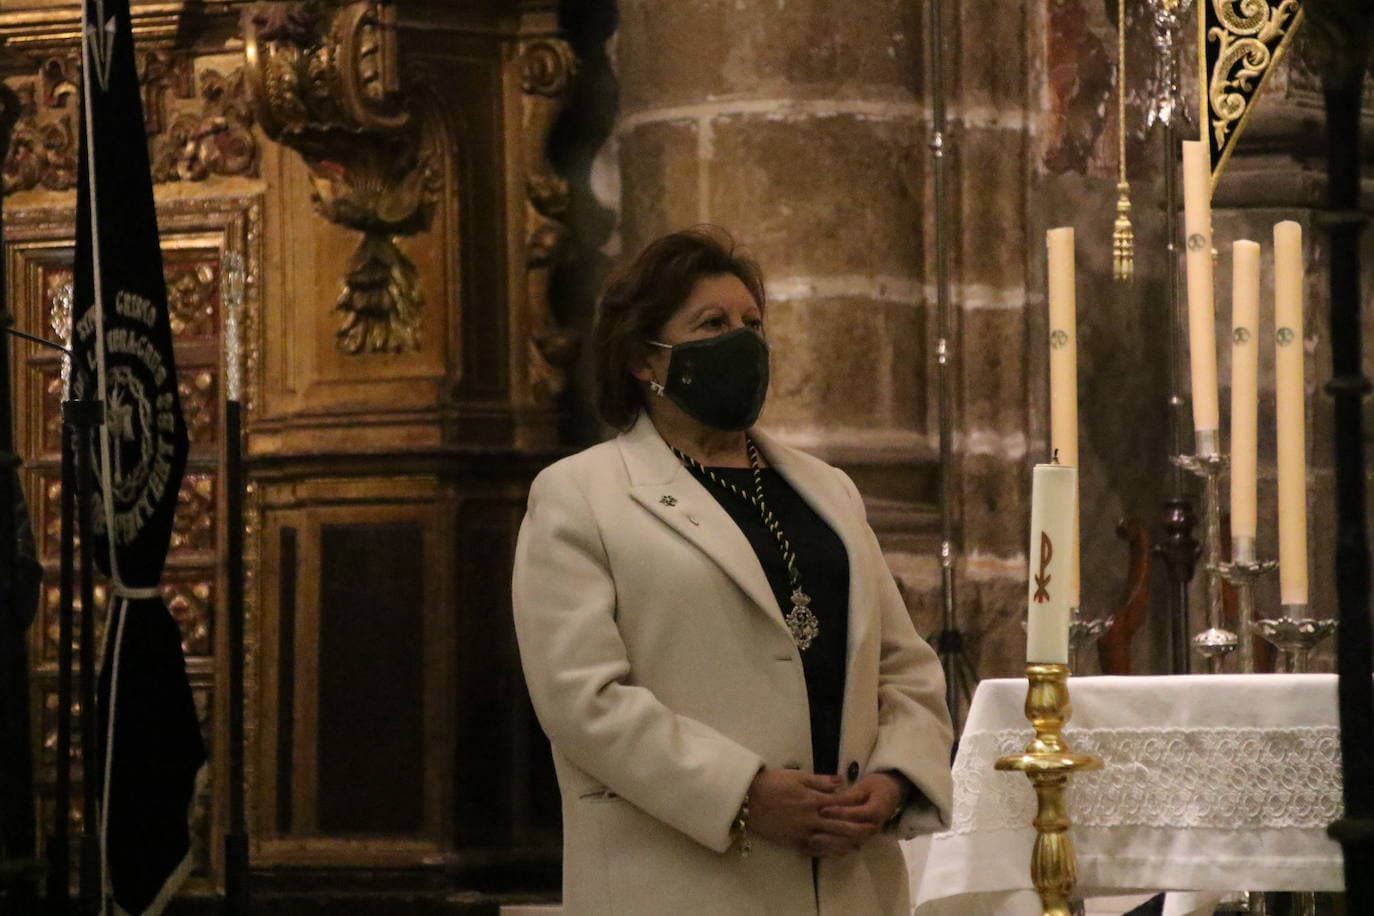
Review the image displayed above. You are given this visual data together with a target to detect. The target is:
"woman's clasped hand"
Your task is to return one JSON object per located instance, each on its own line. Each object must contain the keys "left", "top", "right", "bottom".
{"left": 748, "top": 768, "right": 907, "bottom": 857}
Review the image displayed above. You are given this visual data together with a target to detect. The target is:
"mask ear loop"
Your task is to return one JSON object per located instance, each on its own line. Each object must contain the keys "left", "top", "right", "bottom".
{"left": 646, "top": 340, "right": 672, "bottom": 397}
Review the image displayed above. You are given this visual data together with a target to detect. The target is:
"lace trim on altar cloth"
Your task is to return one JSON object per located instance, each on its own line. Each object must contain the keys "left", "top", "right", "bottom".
{"left": 948, "top": 726, "right": 1343, "bottom": 835}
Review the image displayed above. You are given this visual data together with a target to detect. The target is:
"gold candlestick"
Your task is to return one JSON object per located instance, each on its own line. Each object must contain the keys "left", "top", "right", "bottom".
{"left": 995, "top": 664, "right": 1103, "bottom": 916}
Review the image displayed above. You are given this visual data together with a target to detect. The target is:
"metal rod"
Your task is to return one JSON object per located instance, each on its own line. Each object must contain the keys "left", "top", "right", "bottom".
{"left": 1234, "top": 578, "right": 1255, "bottom": 674}
{"left": 1, "top": 325, "right": 70, "bottom": 355}
{"left": 46, "top": 420, "right": 75, "bottom": 908}
{"left": 1232, "top": 536, "right": 1255, "bottom": 673}
{"left": 929, "top": 0, "right": 954, "bottom": 637}
{"left": 926, "top": 0, "right": 975, "bottom": 730}
{"left": 1201, "top": 462, "right": 1226, "bottom": 672}
{"left": 224, "top": 399, "right": 249, "bottom": 914}
{"left": 74, "top": 412, "right": 99, "bottom": 911}
{"left": 1157, "top": 50, "right": 1198, "bottom": 674}
{"left": 1163, "top": 118, "right": 1185, "bottom": 491}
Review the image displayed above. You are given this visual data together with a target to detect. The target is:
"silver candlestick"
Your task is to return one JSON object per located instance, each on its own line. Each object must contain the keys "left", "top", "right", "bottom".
{"left": 1068, "top": 608, "right": 1115, "bottom": 673}
{"left": 1252, "top": 607, "right": 1337, "bottom": 673}
{"left": 1215, "top": 537, "right": 1278, "bottom": 674}
{"left": 1172, "top": 442, "right": 1233, "bottom": 672}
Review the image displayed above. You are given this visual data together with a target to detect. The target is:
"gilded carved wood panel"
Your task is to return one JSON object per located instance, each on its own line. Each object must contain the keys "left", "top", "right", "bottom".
{"left": 3, "top": 1, "right": 578, "bottom": 897}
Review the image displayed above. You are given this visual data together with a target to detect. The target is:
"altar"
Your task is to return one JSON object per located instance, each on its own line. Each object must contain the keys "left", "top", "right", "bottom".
{"left": 910, "top": 675, "right": 1345, "bottom": 914}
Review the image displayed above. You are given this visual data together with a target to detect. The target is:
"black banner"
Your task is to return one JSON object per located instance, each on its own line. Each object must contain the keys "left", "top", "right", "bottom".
{"left": 71, "top": 0, "right": 206, "bottom": 912}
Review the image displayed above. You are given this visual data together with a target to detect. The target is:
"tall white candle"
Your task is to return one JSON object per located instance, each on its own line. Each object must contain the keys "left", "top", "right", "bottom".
{"left": 1183, "top": 140, "right": 1221, "bottom": 453}
{"left": 1047, "top": 228, "right": 1078, "bottom": 469}
{"left": 1274, "top": 221, "right": 1308, "bottom": 605}
{"left": 1027, "top": 463, "right": 1077, "bottom": 665}
{"left": 1230, "top": 240, "right": 1261, "bottom": 549}
{"left": 1046, "top": 228, "right": 1081, "bottom": 607}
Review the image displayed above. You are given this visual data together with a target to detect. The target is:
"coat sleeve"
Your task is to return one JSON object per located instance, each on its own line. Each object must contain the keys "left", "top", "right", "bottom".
{"left": 834, "top": 469, "right": 955, "bottom": 838}
{"left": 511, "top": 463, "right": 764, "bottom": 853}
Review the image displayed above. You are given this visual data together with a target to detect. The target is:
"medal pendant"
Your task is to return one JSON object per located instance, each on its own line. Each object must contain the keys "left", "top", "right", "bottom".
{"left": 785, "top": 587, "right": 819, "bottom": 651}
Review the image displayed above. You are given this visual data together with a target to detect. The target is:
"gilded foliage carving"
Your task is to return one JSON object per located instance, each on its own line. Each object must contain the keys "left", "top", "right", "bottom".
{"left": 2, "top": 81, "right": 78, "bottom": 193}
{"left": 41, "top": 368, "right": 64, "bottom": 455}
{"left": 39, "top": 474, "right": 62, "bottom": 562}
{"left": 519, "top": 35, "right": 580, "bottom": 402}
{"left": 150, "top": 68, "right": 259, "bottom": 183}
{"left": 2, "top": 53, "right": 258, "bottom": 195}
{"left": 165, "top": 259, "right": 221, "bottom": 339}
{"left": 244, "top": 1, "right": 439, "bottom": 355}
{"left": 40, "top": 579, "right": 108, "bottom": 664}
{"left": 179, "top": 369, "right": 220, "bottom": 448}
{"left": 164, "top": 575, "right": 215, "bottom": 658}
{"left": 172, "top": 472, "right": 217, "bottom": 552}
{"left": 42, "top": 691, "right": 86, "bottom": 768}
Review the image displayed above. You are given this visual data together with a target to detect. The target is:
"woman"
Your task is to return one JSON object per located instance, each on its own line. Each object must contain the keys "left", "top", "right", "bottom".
{"left": 512, "top": 228, "right": 953, "bottom": 915}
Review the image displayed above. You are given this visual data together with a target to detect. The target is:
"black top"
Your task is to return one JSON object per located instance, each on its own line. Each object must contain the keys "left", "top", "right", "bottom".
{"left": 687, "top": 465, "right": 850, "bottom": 776}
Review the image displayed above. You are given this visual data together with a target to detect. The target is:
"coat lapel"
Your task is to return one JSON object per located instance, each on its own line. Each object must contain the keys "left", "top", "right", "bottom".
{"left": 618, "top": 416, "right": 789, "bottom": 638}
{"left": 617, "top": 415, "right": 875, "bottom": 665}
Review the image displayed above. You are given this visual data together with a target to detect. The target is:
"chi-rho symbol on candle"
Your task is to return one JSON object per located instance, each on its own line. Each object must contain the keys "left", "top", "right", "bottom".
{"left": 1034, "top": 532, "right": 1053, "bottom": 603}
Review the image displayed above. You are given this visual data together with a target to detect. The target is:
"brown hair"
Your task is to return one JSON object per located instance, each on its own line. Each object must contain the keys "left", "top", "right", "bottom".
{"left": 592, "top": 226, "right": 766, "bottom": 430}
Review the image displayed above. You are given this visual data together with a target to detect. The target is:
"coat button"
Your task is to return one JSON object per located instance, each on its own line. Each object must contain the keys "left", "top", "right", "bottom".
{"left": 846, "top": 761, "right": 860, "bottom": 781}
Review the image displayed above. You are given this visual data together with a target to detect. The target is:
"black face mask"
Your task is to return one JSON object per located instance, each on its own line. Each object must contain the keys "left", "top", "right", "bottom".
{"left": 647, "top": 327, "right": 770, "bottom": 431}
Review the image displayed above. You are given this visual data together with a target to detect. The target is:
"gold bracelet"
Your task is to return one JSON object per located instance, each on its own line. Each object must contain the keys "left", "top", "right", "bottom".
{"left": 730, "top": 794, "right": 751, "bottom": 857}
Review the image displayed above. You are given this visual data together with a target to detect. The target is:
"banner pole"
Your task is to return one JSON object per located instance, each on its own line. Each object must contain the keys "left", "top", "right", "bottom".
{"left": 73, "top": 403, "right": 102, "bottom": 913}
{"left": 224, "top": 398, "right": 247, "bottom": 914}
{"left": 222, "top": 251, "right": 249, "bottom": 915}
{"left": 45, "top": 417, "right": 75, "bottom": 912}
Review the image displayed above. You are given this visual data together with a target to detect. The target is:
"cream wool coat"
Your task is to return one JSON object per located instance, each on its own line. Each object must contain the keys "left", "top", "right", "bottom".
{"left": 512, "top": 414, "right": 954, "bottom": 915}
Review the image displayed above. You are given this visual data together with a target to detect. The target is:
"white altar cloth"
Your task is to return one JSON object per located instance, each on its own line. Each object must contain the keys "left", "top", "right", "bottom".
{"left": 911, "top": 674, "right": 1345, "bottom": 915}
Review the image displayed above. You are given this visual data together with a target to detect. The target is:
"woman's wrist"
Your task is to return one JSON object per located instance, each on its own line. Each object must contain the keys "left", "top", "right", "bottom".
{"left": 879, "top": 770, "right": 915, "bottom": 824}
